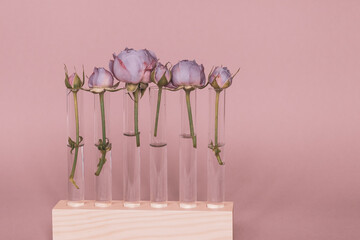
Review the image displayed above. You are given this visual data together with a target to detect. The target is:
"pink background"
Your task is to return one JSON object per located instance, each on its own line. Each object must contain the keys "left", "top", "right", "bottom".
{"left": 1, "top": 0, "right": 360, "bottom": 239}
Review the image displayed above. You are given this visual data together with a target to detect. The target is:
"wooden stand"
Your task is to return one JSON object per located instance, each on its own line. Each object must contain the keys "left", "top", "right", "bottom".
{"left": 52, "top": 200, "right": 233, "bottom": 240}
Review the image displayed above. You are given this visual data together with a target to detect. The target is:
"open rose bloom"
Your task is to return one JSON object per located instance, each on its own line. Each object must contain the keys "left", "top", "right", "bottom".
{"left": 170, "top": 60, "right": 206, "bottom": 90}
{"left": 167, "top": 60, "right": 207, "bottom": 148}
{"left": 109, "top": 48, "right": 158, "bottom": 85}
{"left": 109, "top": 48, "right": 158, "bottom": 147}
{"left": 88, "top": 67, "right": 118, "bottom": 93}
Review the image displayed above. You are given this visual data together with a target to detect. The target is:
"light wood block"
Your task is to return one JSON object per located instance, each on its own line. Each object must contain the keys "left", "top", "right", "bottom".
{"left": 52, "top": 200, "right": 233, "bottom": 240}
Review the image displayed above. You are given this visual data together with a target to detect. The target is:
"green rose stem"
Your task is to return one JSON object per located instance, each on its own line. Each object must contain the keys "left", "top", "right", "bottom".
{"left": 185, "top": 89, "right": 197, "bottom": 148}
{"left": 95, "top": 92, "right": 107, "bottom": 176}
{"left": 214, "top": 90, "right": 224, "bottom": 165}
{"left": 153, "top": 86, "right": 163, "bottom": 137}
{"left": 134, "top": 88, "right": 140, "bottom": 147}
{"left": 69, "top": 90, "right": 80, "bottom": 189}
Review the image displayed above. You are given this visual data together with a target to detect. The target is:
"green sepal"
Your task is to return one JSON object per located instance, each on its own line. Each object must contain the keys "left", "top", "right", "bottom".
{"left": 139, "top": 82, "right": 148, "bottom": 98}
{"left": 106, "top": 87, "right": 125, "bottom": 92}
{"left": 198, "top": 80, "right": 209, "bottom": 89}
{"left": 90, "top": 88, "right": 105, "bottom": 94}
{"left": 104, "top": 81, "right": 123, "bottom": 92}
{"left": 157, "top": 72, "right": 169, "bottom": 87}
{"left": 164, "top": 85, "right": 183, "bottom": 91}
{"left": 73, "top": 74, "right": 82, "bottom": 89}
{"left": 112, "top": 81, "right": 120, "bottom": 89}
{"left": 208, "top": 66, "right": 215, "bottom": 80}
{"left": 80, "top": 87, "right": 92, "bottom": 92}
{"left": 210, "top": 77, "right": 221, "bottom": 90}
{"left": 150, "top": 69, "right": 156, "bottom": 83}
{"left": 65, "top": 78, "right": 72, "bottom": 89}
{"left": 127, "top": 92, "right": 134, "bottom": 101}
{"left": 126, "top": 83, "right": 138, "bottom": 93}
{"left": 64, "top": 65, "right": 72, "bottom": 89}
{"left": 184, "top": 86, "right": 195, "bottom": 91}
{"left": 165, "top": 62, "right": 172, "bottom": 69}
{"left": 231, "top": 68, "right": 241, "bottom": 80}
{"left": 81, "top": 66, "right": 85, "bottom": 87}
{"left": 221, "top": 80, "right": 231, "bottom": 89}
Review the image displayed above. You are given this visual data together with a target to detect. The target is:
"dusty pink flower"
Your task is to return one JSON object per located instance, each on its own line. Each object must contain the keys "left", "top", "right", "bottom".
{"left": 88, "top": 67, "right": 115, "bottom": 89}
{"left": 171, "top": 60, "right": 206, "bottom": 88}
{"left": 152, "top": 62, "right": 171, "bottom": 87}
{"left": 208, "top": 66, "right": 232, "bottom": 89}
{"left": 109, "top": 48, "right": 158, "bottom": 84}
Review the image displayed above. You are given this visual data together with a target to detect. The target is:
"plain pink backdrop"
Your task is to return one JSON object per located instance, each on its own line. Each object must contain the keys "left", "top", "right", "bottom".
{"left": 1, "top": 0, "right": 360, "bottom": 239}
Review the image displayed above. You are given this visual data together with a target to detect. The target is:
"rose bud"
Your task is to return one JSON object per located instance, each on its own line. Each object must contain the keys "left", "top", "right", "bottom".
{"left": 150, "top": 62, "right": 172, "bottom": 137}
{"left": 208, "top": 66, "right": 240, "bottom": 165}
{"left": 208, "top": 66, "right": 240, "bottom": 90}
{"left": 109, "top": 48, "right": 158, "bottom": 85}
{"left": 88, "top": 67, "right": 117, "bottom": 93}
{"left": 151, "top": 62, "right": 171, "bottom": 87}
{"left": 68, "top": 73, "right": 81, "bottom": 88}
{"left": 171, "top": 60, "right": 206, "bottom": 89}
{"left": 64, "top": 65, "right": 84, "bottom": 90}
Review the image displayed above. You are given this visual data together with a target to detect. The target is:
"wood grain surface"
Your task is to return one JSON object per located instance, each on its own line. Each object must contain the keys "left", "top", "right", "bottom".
{"left": 52, "top": 200, "right": 233, "bottom": 240}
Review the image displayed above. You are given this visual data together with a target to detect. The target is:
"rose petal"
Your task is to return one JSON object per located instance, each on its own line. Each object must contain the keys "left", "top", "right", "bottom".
{"left": 113, "top": 57, "right": 132, "bottom": 83}
{"left": 97, "top": 68, "right": 114, "bottom": 87}
{"left": 88, "top": 68, "right": 98, "bottom": 88}
{"left": 112, "top": 48, "right": 158, "bottom": 84}
{"left": 155, "top": 63, "right": 166, "bottom": 83}
{"left": 68, "top": 73, "right": 76, "bottom": 87}
{"left": 189, "top": 62, "right": 201, "bottom": 86}
{"left": 199, "top": 64, "right": 206, "bottom": 87}
{"left": 165, "top": 80, "right": 177, "bottom": 89}
{"left": 142, "top": 70, "right": 152, "bottom": 83}
{"left": 109, "top": 60, "right": 114, "bottom": 75}
{"left": 88, "top": 67, "right": 114, "bottom": 88}
{"left": 219, "top": 67, "right": 232, "bottom": 87}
